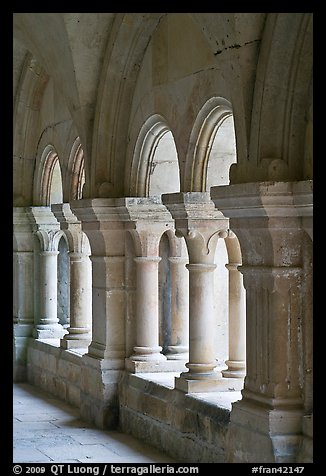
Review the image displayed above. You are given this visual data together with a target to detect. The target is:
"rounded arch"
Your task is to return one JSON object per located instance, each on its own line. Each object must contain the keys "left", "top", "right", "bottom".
{"left": 33, "top": 145, "right": 63, "bottom": 206}
{"left": 127, "top": 114, "right": 180, "bottom": 197}
{"left": 185, "top": 97, "right": 236, "bottom": 191}
{"left": 13, "top": 52, "right": 50, "bottom": 206}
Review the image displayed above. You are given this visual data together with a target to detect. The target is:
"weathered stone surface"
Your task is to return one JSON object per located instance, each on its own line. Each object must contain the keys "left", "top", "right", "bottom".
{"left": 14, "top": 13, "right": 312, "bottom": 463}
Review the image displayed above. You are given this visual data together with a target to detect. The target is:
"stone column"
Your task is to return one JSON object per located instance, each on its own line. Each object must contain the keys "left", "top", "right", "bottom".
{"left": 51, "top": 204, "right": 92, "bottom": 349}
{"left": 165, "top": 256, "right": 189, "bottom": 361}
{"left": 123, "top": 197, "right": 185, "bottom": 372}
{"left": 27, "top": 207, "right": 66, "bottom": 339}
{"left": 34, "top": 249, "right": 66, "bottom": 338}
{"left": 185, "top": 260, "right": 218, "bottom": 383}
{"left": 61, "top": 251, "right": 92, "bottom": 348}
{"left": 163, "top": 192, "right": 237, "bottom": 392}
{"left": 222, "top": 261, "right": 246, "bottom": 378}
{"left": 13, "top": 208, "right": 35, "bottom": 381}
{"left": 211, "top": 180, "right": 313, "bottom": 463}
{"left": 129, "top": 256, "right": 165, "bottom": 363}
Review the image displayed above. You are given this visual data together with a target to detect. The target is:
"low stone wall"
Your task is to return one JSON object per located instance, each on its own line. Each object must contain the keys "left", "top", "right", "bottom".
{"left": 119, "top": 372, "right": 231, "bottom": 463}
{"left": 27, "top": 339, "right": 83, "bottom": 408}
{"left": 26, "top": 340, "right": 122, "bottom": 429}
{"left": 27, "top": 341, "right": 236, "bottom": 462}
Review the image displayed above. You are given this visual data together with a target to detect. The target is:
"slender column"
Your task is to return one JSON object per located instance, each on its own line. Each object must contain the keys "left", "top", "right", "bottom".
{"left": 222, "top": 262, "right": 246, "bottom": 378}
{"left": 122, "top": 196, "right": 188, "bottom": 373}
{"left": 33, "top": 250, "right": 65, "bottom": 338}
{"left": 126, "top": 197, "right": 179, "bottom": 372}
{"left": 61, "top": 252, "right": 92, "bottom": 348}
{"left": 162, "top": 192, "right": 239, "bottom": 392}
{"left": 51, "top": 204, "right": 93, "bottom": 349}
{"left": 186, "top": 262, "right": 218, "bottom": 376}
{"left": 26, "top": 207, "right": 65, "bottom": 339}
{"left": 130, "top": 256, "right": 166, "bottom": 362}
{"left": 166, "top": 256, "right": 189, "bottom": 360}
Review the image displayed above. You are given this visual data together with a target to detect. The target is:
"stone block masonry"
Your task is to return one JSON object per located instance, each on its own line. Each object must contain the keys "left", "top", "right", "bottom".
{"left": 119, "top": 372, "right": 231, "bottom": 463}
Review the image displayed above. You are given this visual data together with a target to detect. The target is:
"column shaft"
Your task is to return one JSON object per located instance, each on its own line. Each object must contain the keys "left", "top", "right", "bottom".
{"left": 186, "top": 263, "right": 219, "bottom": 375}
{"left": 166, "top": 257, "right": 189, "bottom": 360}
{"left": 34, "top": 250, "right": 65, "bottom": 338}
{"left": 131, "top": 256, "right": 165, "bottom": 361}
{"left": 222, "top": 263, "right": 246, "bottom": 378}
{"left": 61, "top": 252, "right": 92, "bottom": 348}
{"left": 39, "top": 251, "right": 59, "bottom": 325}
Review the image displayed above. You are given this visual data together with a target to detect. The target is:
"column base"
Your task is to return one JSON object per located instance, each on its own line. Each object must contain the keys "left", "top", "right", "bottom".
{"left": 125, "top": 358, "right": 187, "bottom": 373}
{"left": 165, "top": 345, "right": 189, "bottom": 361}
{"left": 175, "top": 374, "right": 244, "bottom": 393}
{"left": 33, "top": 325, "right": 66, "bottom": 339}
{"left": 60, "top": 338, "right": 91, "bottom": 350}
{"left": 84, "top": 342, "right": 125, "bottom": 369}
{"left": 297, "top": 414, "right": 313, "bottom": 463}
{"left": 226, "top": 397, "right": 304, "bottom": 463}
{"left": 222, "top": 360, "right": 246, "bottom": 378}
{"left": 60, "top": 328, "right": 91, "bottom": 349}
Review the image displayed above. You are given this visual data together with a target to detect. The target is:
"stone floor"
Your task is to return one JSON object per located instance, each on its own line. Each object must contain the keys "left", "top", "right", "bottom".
{"left": 13, "top": 383, "right": 177, "bottom": 463}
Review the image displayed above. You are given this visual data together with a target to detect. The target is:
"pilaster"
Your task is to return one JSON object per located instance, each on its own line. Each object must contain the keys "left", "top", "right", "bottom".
{"left": 211, "top": 180, "right": 313, "bottom": 462}
{"left": 70, "top": 199, "right": 126, "bottom": 366}
{"left": 13, "top": 208, "right": 35, "bottom": 380}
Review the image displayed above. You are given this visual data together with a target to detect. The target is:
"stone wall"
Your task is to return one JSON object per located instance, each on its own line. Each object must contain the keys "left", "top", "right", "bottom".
{"left": 27, "top": 339, "right": 82, "bottom": 408}
{"left": 26, "top": 341, "right": 234, "bottom": 463}
{"left": 119, "top": 372, "right": 231, "bottom": 463}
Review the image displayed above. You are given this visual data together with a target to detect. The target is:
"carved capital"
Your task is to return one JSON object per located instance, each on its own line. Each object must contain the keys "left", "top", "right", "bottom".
{"left": 181, "top": 227, "right": 229, "bottom": 264}
{"left": 35, "top": 229, "right": 63, "bottom": 252}
{"left": 162, "top": 192, "right": 229, "bottom": 264}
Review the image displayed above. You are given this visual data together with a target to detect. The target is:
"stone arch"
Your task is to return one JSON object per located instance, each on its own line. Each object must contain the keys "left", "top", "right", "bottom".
{"left": 33, "top": 145, "right": 63, "bottom": 206}
{"left": 127, "top": 115, "right": 180, "bottom": 197}
{"left": 13, "top": 52, "right": 50, "bottom": 206}
{"left": 91, "top": 13, "right": 166, "bottom": 198}
{"left": 184, "top": 97, "right": 236, "bottom": 191}
{"left": 246, "top": 13, "right": 313, "bottom": 182}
